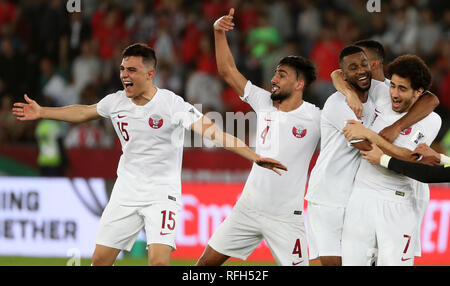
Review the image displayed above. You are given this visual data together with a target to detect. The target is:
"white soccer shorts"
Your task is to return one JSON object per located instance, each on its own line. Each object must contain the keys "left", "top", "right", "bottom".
{"left": 306, "top": 201, "right": 346, "bottom": 259}
{"left": 96, "top": 197, "right": 181, "bottom": 252}
{"left": 208, "top": 202, "right": 309, "bottom": 266}
{"left": 341, "top": 187, "right": 418, "bottom": 266}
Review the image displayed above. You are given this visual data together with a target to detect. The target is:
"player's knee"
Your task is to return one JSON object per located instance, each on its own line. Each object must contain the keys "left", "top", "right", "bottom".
{"left": 148, "top": 257, "right": 170, "bottom": 266}
{"left": 320, "top": 256, "right": 342, "bottom": 266}
{"left": 91, "top": 252, "right": 113, "bottom": 266}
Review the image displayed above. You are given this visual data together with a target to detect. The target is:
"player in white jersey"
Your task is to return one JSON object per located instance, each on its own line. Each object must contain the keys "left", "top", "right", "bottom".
{"left": 331, "top": 40, "right": 439, "bottom": 263}
{"left": 306, "top": 46, "right": 377, "bottom": 266}
{"left": 195, "top": 8, "right": 321, "bottom": 266}
{"left": 341, "top": 55, "right": 442, "bottom": 265}
{"left": 12, "top": 43, "right": 287, "bottom": 266}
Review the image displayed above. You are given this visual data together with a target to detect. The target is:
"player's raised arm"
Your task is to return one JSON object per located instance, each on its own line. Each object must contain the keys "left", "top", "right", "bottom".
{"left": 378, "top": 91, "right": 439, "bottom": 143}
{"left": 330, "top": 69, "right": 363, "bottom": 120}
{"left": 12, "top": 94, "right": 101, "bottom": 123}
{"left": 343, "top": 120, "right": 417, "bottom": 161}
{"left": 214, "top": 8, "right": 248, "bottom": 97}
{"left": 190, "top": 115, "right": 288, "bottom": 175}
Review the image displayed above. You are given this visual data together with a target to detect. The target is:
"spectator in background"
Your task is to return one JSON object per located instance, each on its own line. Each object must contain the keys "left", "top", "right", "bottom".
{"left": 72, "top": 39, "right": 101, "bottom": 96}
{"left": 92, "top": 4, "right": 128, "bottom": 60}
{"left": 0, "top": 37, "right": 24, "bottom": 100}
{"left": 417, "top": 9, "right": 441, "bottom": 57}
{"left": 64, "top": 84, "right": 114, "bottom": 149}
{"left": 0, "top": 94, "right": 25, "bottom": 144}
{"left": 40, "top": 57, "right": 78, "bottom": 106}
{"left": 153, "top": 10, "right": 176, "bottom": 65}
{"left": 67, "top": 12, "right": 92, "bottom": 61}
{"left": 125, "top": 0, "right": 155, "bottom": 43}
{"left": 309, "top": 24, "right": 344, "bottom": 107}
{"left": 185, "top": 36, "right": 223, "bottom": 113}
{"left": 0, "top": 0, "right": 17, "bottom": 27}
{"left": 296, "top": 0, "right": 321, "bottom": 56}
{"left": 268, "top": 0, "right": 294, "bottom": 41}
{"left": 35, "top": 96, "right": 68, "bottom": 177}
{"left": 153, "top": 61, "right": 183, "bottom": 95}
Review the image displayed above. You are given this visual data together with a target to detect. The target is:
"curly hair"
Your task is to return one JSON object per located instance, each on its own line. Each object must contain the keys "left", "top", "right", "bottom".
{"left": 387, "top": 55, "right": 431, "bottom": 91}
{"left": 278, "top": 56, "right": 317, "bottom": 88}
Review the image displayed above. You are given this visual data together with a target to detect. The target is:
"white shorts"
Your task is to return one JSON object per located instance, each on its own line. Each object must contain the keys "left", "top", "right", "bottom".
{"left": 306, "top": 201, "right": 346, "bottom": 259}
{"left": 96, "top": 198, "right": 181, "bottom": 252}
{"left": 413, "top": 184, "right": 430, "bottom": 257}
{"left": 208, "top": 202, "right": 309, "bottom": 266}
{"left": 342, "top": 187, "right": 418, "bottom": 266}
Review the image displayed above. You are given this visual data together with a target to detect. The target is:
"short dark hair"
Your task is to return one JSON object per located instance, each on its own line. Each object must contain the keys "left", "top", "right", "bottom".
{"left": 387, "top": 54, "right": 431, "bottom": 91}
{"left": 354, "top": 39, "right": 385, "bottom": 62}
{"left": 122, "top": 43, "right": 157, "bottom": 68}
{"left": 278, "top": 56, "right": 316, "bottom": 87}
{"left": 339, "top": 45, "right": 366, "bottom": 66}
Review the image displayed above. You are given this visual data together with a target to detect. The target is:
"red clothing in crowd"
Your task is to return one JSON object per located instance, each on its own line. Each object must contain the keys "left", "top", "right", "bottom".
{"left": 310, "top": 39, "right": 344, "bottom": 82}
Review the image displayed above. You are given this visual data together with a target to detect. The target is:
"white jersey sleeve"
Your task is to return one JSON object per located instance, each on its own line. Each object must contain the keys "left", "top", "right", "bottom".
{"left": 171, "top": 95, "right": 203, "bottom": 130}
{"left": 97, "top": 92, "right": 120, "bottom": 118}
{"left": 240, "top": 81, "right": 273, "bottom": 112}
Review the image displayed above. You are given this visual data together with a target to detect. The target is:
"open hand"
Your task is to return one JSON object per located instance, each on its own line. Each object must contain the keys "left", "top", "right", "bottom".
{"left": 360, "top": 143, "right": 383, "bottom": 165}
{"left": 255, "top": 157, "right": 288, "bottom": 176}
{"left": 12, "top": 94, "right": 41, "bottom": 121}
{"left": 213, "top": 8, "right": 235, "bottom": 32}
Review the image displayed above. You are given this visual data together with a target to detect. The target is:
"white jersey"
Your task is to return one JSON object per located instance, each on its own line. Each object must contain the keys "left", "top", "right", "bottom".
{"left": 97, "top": 88, "right": 203, "bottom": 206}
{"left": 305, "top": 90, "right": 377, "bottom": 207}
{"left": 354, "top": 84, "right": 442, "bottom": 195}
{"left": 236, "top": 81, "right": 321, "bottom": 221}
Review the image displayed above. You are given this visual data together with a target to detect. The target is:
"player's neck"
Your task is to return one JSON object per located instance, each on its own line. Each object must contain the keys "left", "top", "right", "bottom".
{"left": 131, "top": 85, "right": 157, "bottom": 106}
{"left": 273, "top": 92, "right": 303, "bottom": 112}
{"left": 356, "top": 89, "right": 369, "bottom": 103}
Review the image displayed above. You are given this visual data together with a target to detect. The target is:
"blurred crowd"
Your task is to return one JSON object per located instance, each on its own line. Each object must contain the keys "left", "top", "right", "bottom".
{"left": 0, "top": 0, "right": 449, "bottom": 154}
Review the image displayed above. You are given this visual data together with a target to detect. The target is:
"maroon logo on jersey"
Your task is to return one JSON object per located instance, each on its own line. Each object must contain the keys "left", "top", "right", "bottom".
{"left": 400, "top": 127, "right": 412, "bottom": 136}
{"left": 292, "top": 125, "right": 307, "bottom": 139}
{"left": 149, "top": 115, "right": 164, "bottom": 129}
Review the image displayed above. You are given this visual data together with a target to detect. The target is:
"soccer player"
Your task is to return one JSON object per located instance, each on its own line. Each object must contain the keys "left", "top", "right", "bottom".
{"left": 341, "top": 55, "right": 442, "bottom": 266}
{"left": 305, "top": 45, "right": 376, "bottom": 266}
{"left": 331, "top": 39, "right": 439, "bottom": 264}
{"left": 12, "top": 43, "right": 287, "bottom": 266}
{"left": 195, "top": 8, "right": 321, "bottom": 266}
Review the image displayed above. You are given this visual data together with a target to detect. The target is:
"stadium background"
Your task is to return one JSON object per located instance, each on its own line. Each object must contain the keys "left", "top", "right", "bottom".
{"left": 0, "top": 0, "right": 449, "bottom": 266}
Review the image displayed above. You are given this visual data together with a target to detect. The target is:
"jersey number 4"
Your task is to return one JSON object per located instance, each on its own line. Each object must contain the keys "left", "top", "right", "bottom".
{"left": 117, "top": 122, "right": 130, "bottom": 141}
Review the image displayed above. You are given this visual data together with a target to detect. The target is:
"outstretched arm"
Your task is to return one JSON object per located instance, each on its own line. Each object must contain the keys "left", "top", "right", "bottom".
{"left": 214, "top": 8, "right": 248, "bottom": 97}
{"left": 12, "top": 94, "right": 101, "bottom": 123}
{"left": 190, "top": 115, "right": 288, "bottom": 175}
{"left": 379, "top": 91, "right": 439, "bottom": 142}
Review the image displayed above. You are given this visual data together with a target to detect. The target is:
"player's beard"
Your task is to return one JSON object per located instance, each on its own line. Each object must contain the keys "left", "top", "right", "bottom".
{"left": 271, "top": 91, "right": 291, "bottom": 102}
{"left": 348, "top": 73, "right": 372, "bottom": 92}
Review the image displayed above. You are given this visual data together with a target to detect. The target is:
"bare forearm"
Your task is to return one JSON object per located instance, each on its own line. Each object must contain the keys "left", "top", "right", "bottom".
{"left": 365, "top": 131, "right": 415, "bottom": 161}
{"left": 214, "top": 130, "right": 259, "bottom": 162}
{"left": 40, "top": 105, "right": 100, "bottom": 123}
{"left": 214, "top": 30, "right": 237, "bottom": 77}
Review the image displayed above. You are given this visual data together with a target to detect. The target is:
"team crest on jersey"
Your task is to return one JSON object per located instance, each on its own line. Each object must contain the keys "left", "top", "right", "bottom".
{"left": 292, "top": 125, "right": 307, "bottom": 139}
{"left": 400, "top": 127, "right": 412, "bottom": 136}
{"left": 149, "top": 114, "right": 164, "bottom": 129}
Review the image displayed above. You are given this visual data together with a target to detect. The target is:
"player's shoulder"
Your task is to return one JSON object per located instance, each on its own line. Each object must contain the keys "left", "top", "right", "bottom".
{"left": 98, "top": 90, "right": 126, "bottom": 104}
{"left": 323, "top": 91, "right": 347, "bottom": 111}
{"left": 421, "top": 111, "right": 442, "bottom": 126}
{"left": 300, "top": 101, "right": 321, "bottom": 121}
